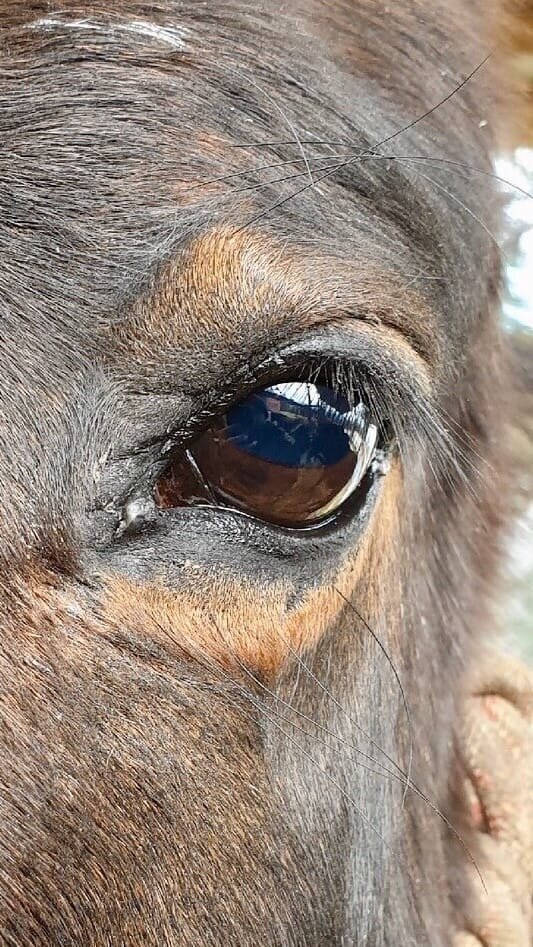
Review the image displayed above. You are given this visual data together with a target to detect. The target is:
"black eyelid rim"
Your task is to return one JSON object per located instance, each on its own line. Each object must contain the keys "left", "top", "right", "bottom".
{"left": 154, "top": 459, "right": 382, "bottom": 538}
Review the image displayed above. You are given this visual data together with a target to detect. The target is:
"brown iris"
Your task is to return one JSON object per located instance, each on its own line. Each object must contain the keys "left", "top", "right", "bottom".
{"left": 155, "top": 382, "right": 378, "bottom": 528}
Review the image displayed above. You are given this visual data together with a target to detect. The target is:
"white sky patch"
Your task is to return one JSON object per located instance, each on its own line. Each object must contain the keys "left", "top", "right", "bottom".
{"left": 30, "top": 17, "right": 189, "bottom": 50}
{"left": 495, "top": 148, "right": 533, "bottom": 332}
{"left": 269, "top": 382, "right": 322, "bottom": 406}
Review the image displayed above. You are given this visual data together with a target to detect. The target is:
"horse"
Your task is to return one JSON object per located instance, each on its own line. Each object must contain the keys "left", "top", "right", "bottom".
{"left": 0, "top": 2, "right": 512, "bottom": 944}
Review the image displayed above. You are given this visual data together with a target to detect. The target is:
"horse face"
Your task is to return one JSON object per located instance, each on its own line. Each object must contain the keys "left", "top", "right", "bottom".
{"left": 0, "top": 2, "right": 507, "bottom": 944}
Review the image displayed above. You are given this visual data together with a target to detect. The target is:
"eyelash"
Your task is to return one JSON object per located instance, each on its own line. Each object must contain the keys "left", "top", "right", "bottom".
{"left": 157, "top": 358, "right": 380, "bottom": 455}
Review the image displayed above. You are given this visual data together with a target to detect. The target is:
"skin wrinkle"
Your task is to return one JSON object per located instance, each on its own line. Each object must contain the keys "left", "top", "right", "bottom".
{"left": 0, "top": 1, "right": 511, "bottom": 945}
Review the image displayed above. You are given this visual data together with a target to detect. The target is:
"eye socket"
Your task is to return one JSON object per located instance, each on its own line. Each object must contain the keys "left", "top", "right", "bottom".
{"left": 154, "top": 381, "right": 380, "bottom": 528}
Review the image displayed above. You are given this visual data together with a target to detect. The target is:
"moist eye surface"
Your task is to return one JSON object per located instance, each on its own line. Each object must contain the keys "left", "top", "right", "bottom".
{"left": 155, "top": 381, "right": 379, "bottom": 527}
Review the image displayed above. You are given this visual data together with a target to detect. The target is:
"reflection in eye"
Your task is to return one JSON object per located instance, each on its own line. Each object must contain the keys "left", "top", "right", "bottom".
{"left": 155, "top": 382, "right": 379, "bottom": 527}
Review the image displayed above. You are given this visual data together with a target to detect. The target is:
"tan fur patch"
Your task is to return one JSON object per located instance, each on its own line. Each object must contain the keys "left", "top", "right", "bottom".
{"left": 97, "top": 463, "right": 402, "bottom": 677}
{"left": 114, "top": 227, "right": 438, "bottom": 374}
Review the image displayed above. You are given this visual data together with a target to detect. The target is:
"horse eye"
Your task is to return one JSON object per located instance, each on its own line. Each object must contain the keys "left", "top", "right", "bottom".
{"left": 154, "top": 382, "right": 379, "bottom": 528}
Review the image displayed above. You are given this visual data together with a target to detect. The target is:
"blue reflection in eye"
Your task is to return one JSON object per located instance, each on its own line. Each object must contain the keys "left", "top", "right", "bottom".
{"left": 224, "top": 382, "right": 355, "bottom": 468}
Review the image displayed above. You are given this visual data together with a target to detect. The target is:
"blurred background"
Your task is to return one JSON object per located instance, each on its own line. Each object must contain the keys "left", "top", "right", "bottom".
{"left": 499, "top": 1, "right": 533, "bottom": 661}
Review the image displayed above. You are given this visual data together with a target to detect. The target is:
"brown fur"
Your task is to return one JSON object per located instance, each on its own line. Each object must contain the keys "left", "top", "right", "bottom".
{"left": 97, "top": 462, "right": 402, "bottom": 676}
{"left": 113, "top": 228, "right": 437, "bottom": 377}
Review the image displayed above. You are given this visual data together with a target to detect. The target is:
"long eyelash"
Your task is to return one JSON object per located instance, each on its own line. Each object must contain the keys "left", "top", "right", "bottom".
{"left": 322, "top": 359, "right": 482, "bottom": 504}
{"left": 436, "top": 403, "right": 492, "bottom": 476}
{"left": 419, "top": 398, "right": 488, "bottom": 497}
{"left": 355, "top": 359, "right": 488, "bottom": 504}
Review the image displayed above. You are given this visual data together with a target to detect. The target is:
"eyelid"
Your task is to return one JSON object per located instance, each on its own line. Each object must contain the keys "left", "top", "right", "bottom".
{"left": 159, "top": 320, "right": 431, "bottom": 450}
{"left": 114, "top": 319, "right": 431, "bottom": 475}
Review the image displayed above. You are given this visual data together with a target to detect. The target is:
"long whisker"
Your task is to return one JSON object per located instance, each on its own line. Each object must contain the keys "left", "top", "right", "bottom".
{"left": 148, "top": 618, "right": 402, "bottom": 860}
{"left": 394, "top": 155, "right": 533, "bottom": 201}
{"left": 283, "top": 640, "right": 408, "bottom": 780}
{"left": 188, "top": 157, "right": 343, "bottom": 203}
{"left": 236, "top": 658, "right": 407, "bottom": 781}
{"left": 333, "top": 588, "right": 413, "bottom": 809}
{"left": 221, "top": 149, "right": 533, "bottom": 203}
{"left": 410, "top": 167, "right": 503, "bottom": 252}
{"left": 228, "top": 73, "right": 314, "bottom": 188}
{"left": 147, "top": 613, "right": 486, "bottom": 891}
{"left": 246, "top": 693, "right": 402, "bottom": 860}
{"left": 197, "top": 55, "right": 315, "bottom": 187}
{"left": 236, "top": 655, "right": 486, "bottom": 891}
{"left": 184, "top": 151, "right": 353, "bottom": 191}
{"left": 233, "top": 52, "right": 495, "bottom": 232}
{"left": 185, "top": 149, "right": 533, "bottom": 233}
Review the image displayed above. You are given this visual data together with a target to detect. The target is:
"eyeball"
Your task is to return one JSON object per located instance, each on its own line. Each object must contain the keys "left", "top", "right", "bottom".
{"left": 155, "top": 381, "right": 379, "bottom": 528}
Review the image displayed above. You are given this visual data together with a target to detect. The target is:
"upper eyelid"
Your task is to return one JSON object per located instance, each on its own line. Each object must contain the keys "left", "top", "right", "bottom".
{"left": 110, "top": 228, "right": 439, "bottom": 389}
{"left": 146, "top": 321, "right": 431, "bottom": 451}
{"left": 104, "top": 316, "right": 433, "bottom": 490}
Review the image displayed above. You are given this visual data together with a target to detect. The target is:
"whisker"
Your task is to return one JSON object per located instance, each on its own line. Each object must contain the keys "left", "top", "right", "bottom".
{"left": 283, "top": 640, "right": 408, "bottom": 780}
{"left": 250, "top": 694, "right": 402, "bottom": 860}
{"left": 187, "top": 158, "right": 343, "bottom": 204}
{"left": 227, "top": 70, "right": 314, "bottom": 188}
{"left": 147, "top": 613, "right": 486, "bottom": 892}
{"left": 184, "top": 151, "right": 353, "bottom": 192}
{"left": 236, "top": 656, "right": 486, "bottom": 891}
{"left": 394, "top": 155, "right": 533, "bottom": 202}
{"left": 333, "top": 588, "right": 413, "bottom": 809}
{"left": 187, "top": 147, "right": 533, "bottom": 230}
{"left": 226, "top": 145, "right": 533, "bottom": 203}
{"left": 196, "top": 55, "right": 315, "bottom": 187}
{"left": 234, "top": 52, "right": 495, "bottom": 232}
{"left": 145, "top": 619, "right": 403, "bottom": 861}
{"left": 236, "top": 657, "right": 407, "bottom": 782}
{"left": 410, "top": 167, "right": 503, "bottom": 253}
